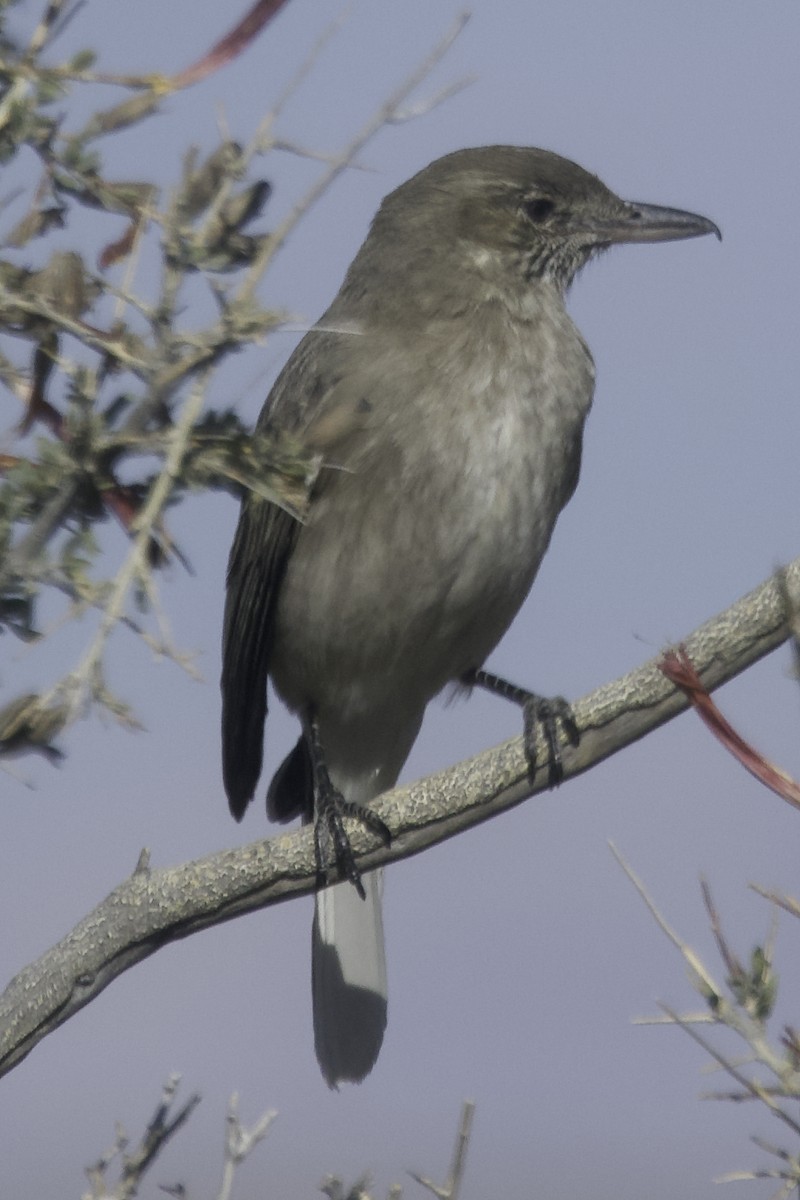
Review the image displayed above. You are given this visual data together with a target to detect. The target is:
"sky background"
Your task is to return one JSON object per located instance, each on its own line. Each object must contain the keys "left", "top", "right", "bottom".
{"left": 3, "top": 1, "right": 800, "bottom": 1196}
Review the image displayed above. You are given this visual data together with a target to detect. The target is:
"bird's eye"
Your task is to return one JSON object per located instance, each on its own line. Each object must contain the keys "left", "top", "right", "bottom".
{"left": 523, "top": 197, "right": 555, "bottom": 223}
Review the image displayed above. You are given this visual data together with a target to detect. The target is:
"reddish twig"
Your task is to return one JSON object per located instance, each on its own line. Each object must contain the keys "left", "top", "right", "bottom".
{"left": 171, "top": 0, "right": 292, "bottom": 89}
{"left": 660, "top": 645, "right": 800, "bottom": 811}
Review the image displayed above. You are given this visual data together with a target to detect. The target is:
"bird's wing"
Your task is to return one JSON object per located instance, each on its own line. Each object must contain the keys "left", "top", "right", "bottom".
{"left": 221, "top": 329, "right": 366, "bottom": 820}
{"left": 221, "top": 489, "right": 298, "bottom": 819}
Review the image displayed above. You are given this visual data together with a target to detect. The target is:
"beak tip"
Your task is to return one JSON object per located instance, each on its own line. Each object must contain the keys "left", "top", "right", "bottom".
{"left": 612, "top": 202, "right": 722, "bottom": 247}
{"left": 699, "top": 215, "right": 722, "bottom": 243}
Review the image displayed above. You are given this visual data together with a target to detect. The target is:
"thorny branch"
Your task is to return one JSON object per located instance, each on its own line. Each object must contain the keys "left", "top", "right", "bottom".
{"left": 615, "top": 836, "right": 800, "bottom": 1200}
{"left": 409, "top": 1101, "right": 475, "bottom": 1200}
{"left": 81, "top": 1075, "right": 281, "bottom": 1200}
{"left": 0, "top": 1, "right": 470, "bottom": 759}
{"left": 86, "top": 1078, "right": 474, "bottom": 1200}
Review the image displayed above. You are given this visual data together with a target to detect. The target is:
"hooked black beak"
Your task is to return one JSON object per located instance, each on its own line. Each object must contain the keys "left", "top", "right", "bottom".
{"left": 588, "top": 200, "right": 721, "bottom": 246}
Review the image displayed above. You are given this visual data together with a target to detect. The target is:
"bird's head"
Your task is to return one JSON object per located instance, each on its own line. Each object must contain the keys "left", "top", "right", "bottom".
{"left": 367, "top": 145, "right": 720, "bottom": 297}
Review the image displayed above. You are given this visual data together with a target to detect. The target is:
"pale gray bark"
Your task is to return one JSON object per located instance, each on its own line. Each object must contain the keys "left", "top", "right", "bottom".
{"left": 1, "top": 555, "right": 798, "bottom": 1079}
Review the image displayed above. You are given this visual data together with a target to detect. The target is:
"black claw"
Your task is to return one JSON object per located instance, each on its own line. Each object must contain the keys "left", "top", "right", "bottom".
{"left": 521, "top": 694, "right": 575, "bottom": 785}
{"left": 308, "top": 715, "right": 391, "bottom": 897}
{"left": 314, "top": 783, "right": 366, "bottom": 898}
{"left": 465, "top": 668, "right": 579, "bottom": 787}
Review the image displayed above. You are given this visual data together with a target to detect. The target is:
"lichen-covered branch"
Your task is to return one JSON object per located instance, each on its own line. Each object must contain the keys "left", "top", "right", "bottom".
{"left": 2, "top": 556, "right": 797, "bottom": 1079}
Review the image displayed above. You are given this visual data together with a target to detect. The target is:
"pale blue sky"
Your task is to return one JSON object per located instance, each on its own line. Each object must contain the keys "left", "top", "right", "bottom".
{"left": 3, "top": 1, "right": 800, "bottom": 1196}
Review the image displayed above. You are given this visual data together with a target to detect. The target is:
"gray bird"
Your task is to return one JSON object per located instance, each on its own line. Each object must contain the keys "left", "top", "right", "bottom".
{"left": 221, "top": 145, "right": 719, "bottom": 1087}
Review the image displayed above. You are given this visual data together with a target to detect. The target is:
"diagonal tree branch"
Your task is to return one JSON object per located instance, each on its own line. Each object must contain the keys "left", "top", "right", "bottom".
{"left": 1, "top": 555, "right": 798, "bottom": 1080}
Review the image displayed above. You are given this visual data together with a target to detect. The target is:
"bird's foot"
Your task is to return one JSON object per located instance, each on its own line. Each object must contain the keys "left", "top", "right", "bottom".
{"left": 464, "top": 668, "right": 580, "bottom": 786}
{"left": 308, "top": 717, "right": 391, "bottom": 899}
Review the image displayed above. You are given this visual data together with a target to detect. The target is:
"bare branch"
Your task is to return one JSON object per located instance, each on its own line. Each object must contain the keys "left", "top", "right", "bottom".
{"left": 83, "top": 1074, "right": 201, "bottom": 1200}
{"left": 216, "top": 1093, "right": 278, "bottom": 1200}
{"left": 618, "top": 817, "right": 800, "bottom": 1193}
{"left": 658, "top": 1004, "right": 800, "bottom": 1140}
{"left": 81, "top": 1078, "right": 277, "bottom": 1200}
{"left": 610, "top": 844, "right": 723, "bottom": 1002}
{"left": 2, "top": 556, "right": 798, "bottom": 1078}
{"left": 409, "top": 1100, "right": 475, "bottom": 1200}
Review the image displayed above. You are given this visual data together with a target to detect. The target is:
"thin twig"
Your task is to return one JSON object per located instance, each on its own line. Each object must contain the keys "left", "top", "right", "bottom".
{"left": 216, "top": 1094, "right": 278, "bottom": 1200}
{"left": 237, "top": 11, "right": 471, "bottom": 303}
{"left": 659, "top": 1003, "right": 800, "bottom": 1140}
{"left": 41, "top": 373, "right": 209, "bottom": 720}
{"left": 610, "top": 843, "right": 723, "bottom": 999}
{"left": 409, "top": 1100, "right": 475, "bottom": 1200}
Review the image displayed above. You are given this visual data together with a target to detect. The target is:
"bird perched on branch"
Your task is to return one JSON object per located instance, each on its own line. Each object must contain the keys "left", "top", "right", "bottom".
{"left": 221, "top": 145, "right": 719, "bottom": 1087}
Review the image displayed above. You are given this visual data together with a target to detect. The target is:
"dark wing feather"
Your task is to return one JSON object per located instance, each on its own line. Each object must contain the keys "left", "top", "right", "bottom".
{"left": 221, "top": 495, "right": 298, "bottom": 819}
{"left": 220, "top": 327, "right": 361, "bottom": 820}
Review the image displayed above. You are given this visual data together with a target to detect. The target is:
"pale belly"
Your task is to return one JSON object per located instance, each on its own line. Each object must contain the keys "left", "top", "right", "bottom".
{"left": 270, "top": 371, "right": 589, "bottom": 726}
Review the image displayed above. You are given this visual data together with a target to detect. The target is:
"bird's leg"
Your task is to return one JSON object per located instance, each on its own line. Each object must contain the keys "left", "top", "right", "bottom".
{"left": 307, "top": 713, "right": 391, "bottom": 900}
{"left": 463, "top": 667, "right": 580, "bottom": 786}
